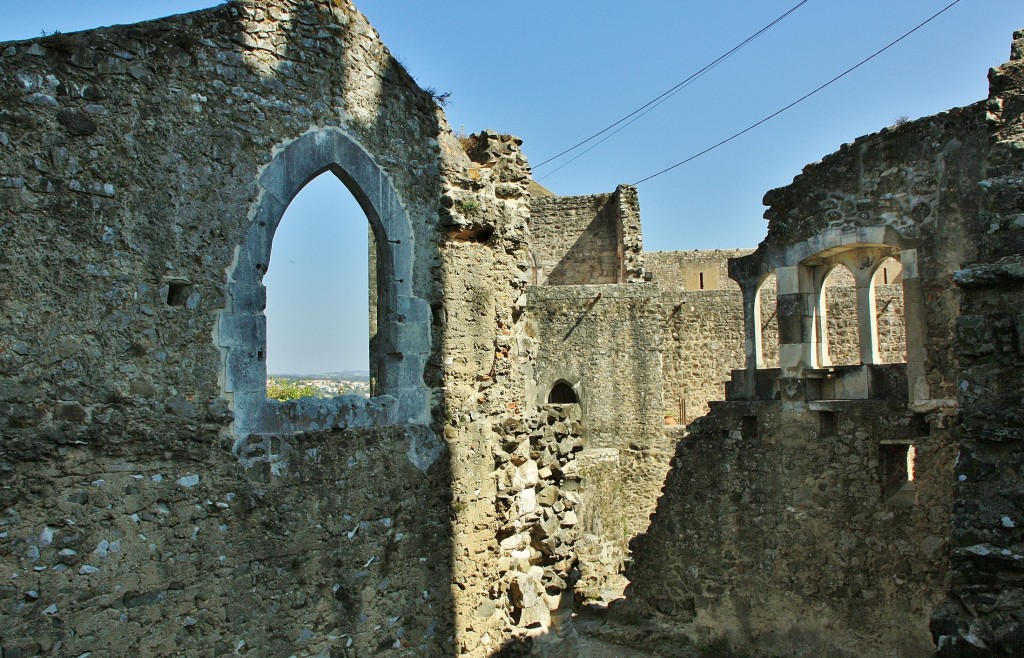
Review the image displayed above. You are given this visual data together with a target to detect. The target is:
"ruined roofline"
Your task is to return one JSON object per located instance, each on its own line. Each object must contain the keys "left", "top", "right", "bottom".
{"left": 2, "top": 0, "right": 433, "bottom": 120}
{"left": 529, "top": 183, "right": 638, "bottom": 205}
{"left": 644, "top": 248, "right": 756, "bottom": 257}
{"left": 761, "top": 101, "right": 986, "bottom": 210}
{"left": 0, "top": 3, "right": 234, "bottom": 47}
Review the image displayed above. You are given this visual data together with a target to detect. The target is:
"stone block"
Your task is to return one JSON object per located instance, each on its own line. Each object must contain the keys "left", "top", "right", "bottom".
{"left": 224, "top": 348, "right": 264, "bottom": 394}
{"left": 216, "top": 313, "right": 265, "bottom": 349}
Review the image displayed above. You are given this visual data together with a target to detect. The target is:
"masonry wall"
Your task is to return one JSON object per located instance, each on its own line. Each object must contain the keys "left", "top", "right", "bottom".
{"left": 760, "top": 102, "right": 988, "bottom": 403}
{"left": 623, "top": 400, "right": 952, "bottom": 657}
{"left": 934, "top": 29, "right": 1024, "bottom": 656}
{"left": 528, "top": 185, "right": 644, "bottom": 286}
{"left": 646, "top": 249, "right": 751, "bottom": 292}
{"left": 0, "top": 0, "right": 448, "bottom": 454}
{"left": 607, "top": 50, "right": 995, "bottom": 657}
{"left": 525, "top": 284, "right": 667, "bottom": 603}
{"left": 0, "top": 426, "right": 453, "bottom": 656}
{"left": 0, "top": 3, "right": 538, "bottom": 656}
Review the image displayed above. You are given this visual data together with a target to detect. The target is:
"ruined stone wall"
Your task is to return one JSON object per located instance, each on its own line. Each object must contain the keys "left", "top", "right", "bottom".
{"left": 434, "top": 129, "right": 561, "bottom": 654}
{"left": 0, "top": 3, "right": 536, "bottom": 656}
{"left": 0, "top": 0, "right": 449, "bottom": 453}
{"left": 659, "top": 290, "right": 746, "bottom": 421}
{"left": 646, "top": 249, "right": 750, "bottom": 292}
{"left": 525, "top": 284, "right": 667, "bottom": 604}
{"left": 934, "top": 30, "right": 1024, "bottom": 656}
{"left": 622, "top": 400, "right": 953, "bottom": 657}
{"left": 529, "top": 185, "right": 644, "bottom": 286}
{"left": 761, "top": 102, "right": 988, "bottom": 402}
{"left": 603, "top": 39, "right": 999, "bottom": 657}
{"left": 0, "top": 426, "right": 454, "bottom": 656}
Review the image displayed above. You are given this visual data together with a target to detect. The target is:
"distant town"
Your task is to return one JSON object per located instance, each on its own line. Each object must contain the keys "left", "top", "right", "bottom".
{"left": 266, "top": 371, "right": 371, "bottom": 399}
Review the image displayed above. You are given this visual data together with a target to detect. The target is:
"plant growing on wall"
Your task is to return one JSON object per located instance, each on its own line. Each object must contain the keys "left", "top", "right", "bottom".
{"left": 455, "top": 198, "right": 481, "bottom": 216}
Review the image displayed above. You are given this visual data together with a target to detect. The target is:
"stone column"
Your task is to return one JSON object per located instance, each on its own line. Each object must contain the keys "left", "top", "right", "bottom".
{"left": 853, "top": 265, "right": 881, "bottom": 365}
{"left": 800, "top": 264, "right": 823, "bottom": 370}
{"left": 900, "top": 248, "right": 927, "bottom": 402}
{"left": 814, "top": 266, "right": 831, "bottom": 368}
{"left": 775, "top": 265, "right": 809, "bottom": 375}
{"left": 742, "top": 279, "right": 761, "bottom": 370}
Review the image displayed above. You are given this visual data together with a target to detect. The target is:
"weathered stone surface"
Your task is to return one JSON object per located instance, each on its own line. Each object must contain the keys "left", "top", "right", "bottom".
{"left": 1, "top": 2, "right": 1022, "bottom": 656}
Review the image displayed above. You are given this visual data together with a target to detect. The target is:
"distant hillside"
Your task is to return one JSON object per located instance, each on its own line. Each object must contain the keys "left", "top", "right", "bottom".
{"left": 269, "top": 370, "right": 370, "bottom": 382}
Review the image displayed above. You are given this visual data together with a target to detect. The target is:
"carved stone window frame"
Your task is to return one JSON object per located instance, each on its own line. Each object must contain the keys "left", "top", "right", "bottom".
{"left": 218, "top": 128, "right": 431, "bottom": 449}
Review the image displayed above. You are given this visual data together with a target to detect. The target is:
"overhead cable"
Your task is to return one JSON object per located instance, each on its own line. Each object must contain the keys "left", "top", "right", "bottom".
{"left": 631, "top": 0, "right": 963, "bottom": 186}
{"left": 532, "top": 0, "right": 812, "bottom": 172}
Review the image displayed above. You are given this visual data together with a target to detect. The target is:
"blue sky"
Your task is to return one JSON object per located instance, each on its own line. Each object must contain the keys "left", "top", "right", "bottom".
{"left": 2, "top": 1, "right": 1020, "bottom": 373}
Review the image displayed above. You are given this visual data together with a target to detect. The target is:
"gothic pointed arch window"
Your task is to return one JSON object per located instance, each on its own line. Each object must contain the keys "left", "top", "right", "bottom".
{"left": 218, "top": 129, "right": 432, "bottom": 443}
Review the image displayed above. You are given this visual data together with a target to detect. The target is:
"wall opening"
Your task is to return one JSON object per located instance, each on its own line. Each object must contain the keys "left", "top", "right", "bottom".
{"left": 262, "top": 172, "right": 372, "bottom": 398}
{"left": 548, "top": 381, "right": 579, "bottom": 404}
{"left": 756, "top": 272, "right": 779, "bottom": 368}
{"left": 699, "top": 272, "right": 705, "bottom": 290}
{"left": 880, "top": 441, "right": 916, "bottom": 504}
{"left": 823, "top": 264, "right": 860, "bottom": 366}
{"left": 819, "top": 410, "right": 838, "bottom": 437}
{"left": 219, "top": 128, "right": 432, "bottom": 441}
{"left": 741, "top": 415, "right": 758, "bottom": 439}
{"left": 166, "top": 280, "right": 192, "bottom": 307}
{"left": 872, "top": 256, "right": 907, "bottom": 364}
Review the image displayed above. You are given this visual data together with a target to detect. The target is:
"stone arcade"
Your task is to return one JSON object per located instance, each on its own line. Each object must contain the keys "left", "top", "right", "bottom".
{"left": 1, "top": 1, "right": 1022, "bottom": 656}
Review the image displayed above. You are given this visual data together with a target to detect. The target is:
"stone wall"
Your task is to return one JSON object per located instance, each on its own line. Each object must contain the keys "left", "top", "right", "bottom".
{"left": 659, "top": 289, "right": 746, "bottom": 421}
{"left": 0, "top": 426, "right": 454, "bottom": 656}
{"left": 934, "top": 29, "right": 1024, "bottom": 656}
{"left": 758, "top": 102, "right": 988, "bottom": 404}
{"left": 2, "top": 2, "right": 1019, "bottom": 655}
{"left": 529, "top": 185, "right": 644, "bottom": 286}
{"left": 525, "top": 283, "right": 667, "bottom": 604}
{"left": 646, "top": 249, "right": 750, "bottom": 292}
{"left": 0, "top": 2, "right": 529, "bottom": 656}
{"left": 623, "top": 400, "right": 953, "bottom": 657}
{"left": 601, "top": 33, "right": 1007, "bottom": 658}
{"left": 0, "top": 0, "right": 447, "bottom": 450}
{"left": 434, "top": 128, "right": 552, "bottom": 654}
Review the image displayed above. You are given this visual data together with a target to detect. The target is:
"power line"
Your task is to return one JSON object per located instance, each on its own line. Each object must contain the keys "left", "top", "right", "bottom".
{"left": 532, "top": 0, "right": 812, "bottom": 172}
{"left": 631, "top": 0, "right": 963, "bottom": 186}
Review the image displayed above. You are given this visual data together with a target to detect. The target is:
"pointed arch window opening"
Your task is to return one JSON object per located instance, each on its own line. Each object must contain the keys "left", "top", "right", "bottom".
{"left": 872, "top": 256, "right": 907, "bottom": 365}
{"left": 262, "top": 171, "right": 375, "bottom": 399}
{"left": 219, "top": 128, "right": 432, "bottom": 444}
{"left": 820, "top": 263, "right": 860, "bottom": 367}
{"left": 754, "top": 272, "right": 779, "bottom": 369}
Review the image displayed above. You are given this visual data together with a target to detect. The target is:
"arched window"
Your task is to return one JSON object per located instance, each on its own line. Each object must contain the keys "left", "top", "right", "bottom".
{"left": 263, "top": 172, "right": 371, "bottom": 393}
{"left": 548, "top": 381, "right": 579, "bottom": 404}
{"left": 822, "top": 264, "right": 860, "bottom": 366}
{"left": 872, "top": 256, "right": 906, "bottom": 364}
{"left": 219, "top": 129, "right": 431, "bottom": 444}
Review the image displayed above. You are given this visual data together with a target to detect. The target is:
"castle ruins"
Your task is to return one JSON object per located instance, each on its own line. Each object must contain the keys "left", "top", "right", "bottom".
{"left": 1, "top": 2, "right": 1022, "bottom": 656}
